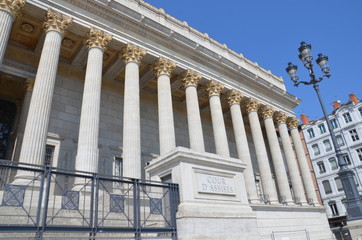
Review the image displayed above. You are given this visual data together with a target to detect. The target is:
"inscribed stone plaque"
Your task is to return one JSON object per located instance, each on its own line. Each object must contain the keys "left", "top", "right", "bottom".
{"left": 196, "top": 173, "right": 236, "bottom": 195}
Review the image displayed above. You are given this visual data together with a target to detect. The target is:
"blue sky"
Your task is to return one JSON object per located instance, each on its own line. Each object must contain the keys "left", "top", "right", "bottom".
{"left": 145, "top": 0, "right": 362, "bottom": 121}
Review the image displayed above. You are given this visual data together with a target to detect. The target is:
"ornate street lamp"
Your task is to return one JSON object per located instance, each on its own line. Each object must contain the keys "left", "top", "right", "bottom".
{"left": 286, "top": 41, "right": 362, "bottom": 221}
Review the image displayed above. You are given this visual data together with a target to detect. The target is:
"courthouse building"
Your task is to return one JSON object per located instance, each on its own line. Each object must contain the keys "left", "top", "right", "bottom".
{"left": 0, "top": 0, "right": 332, "bottom": 239}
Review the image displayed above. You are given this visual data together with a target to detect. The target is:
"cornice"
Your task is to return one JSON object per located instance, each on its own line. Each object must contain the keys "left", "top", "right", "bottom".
{"left": 27, "top": 0, "right": 300, "bottom": 114}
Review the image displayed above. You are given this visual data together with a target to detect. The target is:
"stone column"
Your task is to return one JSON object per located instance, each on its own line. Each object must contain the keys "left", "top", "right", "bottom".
{"left": 0, "top": 0, "right": 26, "bottom": 65}
{"left": 121, "top": 43, "right": 146, "bottom": 179}
{"left": 205, "top": 80, "right": 229, "bottom": 157}
{"left": 12, "top": 78, "right": 34, "bottom": 161}
{"left": 274, "top": 112, "right": 306, "bottom": 204}
{"left": 18, "top": 9, "right": 72, "bottom": 167}
{"left": 153, "top": 58, "right": 176, "bottom": 155}
{"left": 287, "top": 117, "right": 319, "bottom": 205}
{"left": 259, "top": 106, "right": 293, "bottom": 204}
{"left": 242, "top": 98, "right": 278, "bottom": 203}
{"left": 180, "top": 70, "right": 205, "bottom": 152}
{"left": 75, "top": 28, "right": 112, "bottom": 174}
{"left": 226, "top": 90, "right": 258, "bottom": 202}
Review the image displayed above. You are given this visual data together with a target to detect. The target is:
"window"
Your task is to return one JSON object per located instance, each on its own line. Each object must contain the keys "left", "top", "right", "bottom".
{"left": 317, "top": 161, "right": 326, "bottom": 174}
{"left": 357, "top": 148, "right": 362, "bottom": 161}
{"left": 335, "top": 177, "right": 344, "bottom": 191}
{"left": 336, "top": 135, "right": 345, "bottom": 147}
{"left": 318, "top": 124, "right": 326, "bottom": 134}
{"left": 322, "top": 180, "right": 332, "bottom": 194}
{"left": 44, "top": 144, "right": 55, "bottom": 165}
{"left": 359, "top": 107, "right": 362, "bottom": 116}
{"left": 343, "top": 112, "right": 352, "bottom": 123}
{"left": 329, "top": 201, "right": 339, "bottom": 216}
{"left": 330, "top": 118, "right": 338, "bottom": 129}
{"left": 114, "top": 157, "right": 123, "bottom": 177}
{"left": 343, "top": 153, "right": 351, "bottom": 165}
{"left": 307, "top": 129, "right": 315, "bottom": 138}
{"left": 323, "top": 139, "right": 332, "bottom": 152}
{"left": 329, "top": 157, "right": 338, "bottom": 170}
{"left": 349, "top": 129, "right": 360, "bottom": 142}
{"left": 312, "top": 144, "right": 320, "bottom": 156}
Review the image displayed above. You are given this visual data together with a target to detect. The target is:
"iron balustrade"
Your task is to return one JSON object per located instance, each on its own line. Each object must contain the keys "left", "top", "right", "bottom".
{"left": 0, "top": 159, "right": 179, "bottom": 239}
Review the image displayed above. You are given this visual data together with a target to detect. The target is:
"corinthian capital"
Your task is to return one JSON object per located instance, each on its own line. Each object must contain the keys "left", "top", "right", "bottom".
{"left": 259, "top": 105, "right": 275, "bottom": 120}
{"left": 226, "top": 89, "right": 243, "bottom": 106}
{"left": 205, "top": 80, "right": 224, "bottom": 97}
{"left": 121, "top": 43, "right": 146, "bottom": 64}
{"left": 0, "top": 0, "right": 26, "bottom": 18}
{"left": 287, "top": 117, "right": 299, "bottom": 129}
{"left": 274, "top": 111, "right": 288, "bottom": 126}
{"left": 24, "top": 78, "right": 34, "bottom": 92}
{"left": 180, "top": 70, "right": 202, "bottom": 88}
{"left": 85, "top": 27, "right": 112, "bottom": 50}
{"left": 153, "top": 57, "right": 176, "bottom": 77}
{"left": 43, "top": 9, "right": 72, "bottom": 35}
{"left": 242, "top": 98, "right": 259, "bottom": 113}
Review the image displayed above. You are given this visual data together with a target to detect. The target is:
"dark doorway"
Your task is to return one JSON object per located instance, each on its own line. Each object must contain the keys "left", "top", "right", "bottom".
{"left": 0, "top": 99, "right": 17, "bottom": 159}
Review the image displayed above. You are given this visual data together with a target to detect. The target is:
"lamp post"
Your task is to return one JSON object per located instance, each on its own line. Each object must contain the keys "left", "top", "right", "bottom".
{"left": 286, "top": 41, "right": 362, "bottom": 221}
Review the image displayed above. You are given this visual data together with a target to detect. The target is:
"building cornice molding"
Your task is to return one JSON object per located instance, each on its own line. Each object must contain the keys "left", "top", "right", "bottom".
{"left": 26, "top": 0, "right": 300, "bottom": 114}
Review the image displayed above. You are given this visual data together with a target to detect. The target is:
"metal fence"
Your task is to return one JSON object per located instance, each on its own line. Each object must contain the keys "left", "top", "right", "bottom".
{"left": 0, "top": 159, "right": 179, "bottom": 239}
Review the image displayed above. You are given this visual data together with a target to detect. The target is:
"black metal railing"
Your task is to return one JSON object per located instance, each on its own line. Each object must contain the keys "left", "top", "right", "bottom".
{"left": 0, "top": 159, "right": 179, "bottom": 239}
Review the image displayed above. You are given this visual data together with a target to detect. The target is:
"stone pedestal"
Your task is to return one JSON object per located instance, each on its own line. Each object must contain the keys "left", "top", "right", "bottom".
{"left": 348, "top": 219, "right": 362, "bottom": 240}
{"left": 146, "top": 147, "right": 259, "bottom": 240}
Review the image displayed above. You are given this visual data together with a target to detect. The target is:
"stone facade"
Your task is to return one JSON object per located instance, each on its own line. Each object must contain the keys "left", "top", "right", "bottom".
{"left": 0, "top": 0, "right": 332, "bottom": 239}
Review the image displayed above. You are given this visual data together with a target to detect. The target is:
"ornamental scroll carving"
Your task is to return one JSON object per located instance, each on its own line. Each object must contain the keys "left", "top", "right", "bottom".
{"left": 242, "top": 98, "right": 259, "bottom": 113}
{"left": 43, "top": 9, "right": 72, "bottom": 35}
{"left": 25, "top": 78, "right": 34, "bottom": 92}
{"left": 226, "top": 89, "right": 243, "bottom": 106}
{"left": 121, "top": 43, "right": 146, "bottom": 64}
{"left": 274, "top": 111, "right": 288, "bottom": 126}
{"left": 180, "top": 70, "right": 202, "bottom": 88}
{"left": 153, "top": 57, "right": 176, "bottom": 77}
{"left": 205, "top": 80, "right": 224, "bottom": 97}
{"left": 259, "top": 105, "right": 275, "bottom": 120}
{"left": 287, "top": 117, "right": 299, "bottom": 129}
{"left": 85, "top": 27, "right": 112, "bottom": 51}
{"left": 0, "top": 0, "right": 26, "bottom": 18}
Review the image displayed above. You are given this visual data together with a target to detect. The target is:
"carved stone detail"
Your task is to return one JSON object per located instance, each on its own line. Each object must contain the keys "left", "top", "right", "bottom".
{"left": 287, "top": 117, "right": 299, "bottom": 129}
{"left": 25, "top": 78, "right": 34, "bottom": 92}
{"left": 43, "top": 9, "right": 73, "bottom": 35}
{"left": 205, "top": 80, "right": 224, "bottom": 97}
{"left": 242, "top": 98, "right": 259, "bottom": 113}
{"left": 121, "top": 43, "right": 146, "bottom": 64}
{"left": 180, "top": 70, "right": 202, "bottom": 88}
{"left": 85, "top": 27, "right": 112, "bottom": 50}
{"left": 274, "top": 111, "right": 288, "bottom": 126}
{"left": 0, "top": 0, "right": 26, "bottom": 18}
{"left": 153, "top": 57, "right": 176, "bottom": 77}
{"left": 226, "top": 89, "right": 243, "bottom": 105}
{"left": 259, "top": 105, "right": 275, "bottom": 120}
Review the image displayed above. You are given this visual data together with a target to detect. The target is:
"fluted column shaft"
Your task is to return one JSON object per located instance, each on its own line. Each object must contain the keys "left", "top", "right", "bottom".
{"left": 288, "top": 117, "right": 319, "bottom": 205}
{"left": 121, "top": 44, "right": 146, "bottom": 179}
{"left": 227, "top": 90, "right": 258, "bottom": 202}
{"left": 0, "top": 0, "right": 26, "bottom": 65}
{"left": 244, "top": 99, "right": 278, "bottom": 203}
{"left": 18, "top": 10, "right": 72, "bottom": 166}
{"left": 12, "top": 79, "right": 34, "bottom": 161}
{"left": 153, "top": 58, "right": 176, "bottom": 155}
{"left": 260, "top": 106, "right": 293, "bottom": 204}
{"left": 0, "top": 11, "right": 14, "bottom": 65}
{"left": 181, "top": 70, "right": 205, "bottom": 152}
{"left": 206, "top": 80, "right": 229, "bottom": 157}
{"left": 18, "top": 31, "right": 62, "bottom": 166}
{"left": 276, "top": 113, "right": 306, "bottom": 204}
{"left": 75, "top": 28, "right": 112, "bottom": 173}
